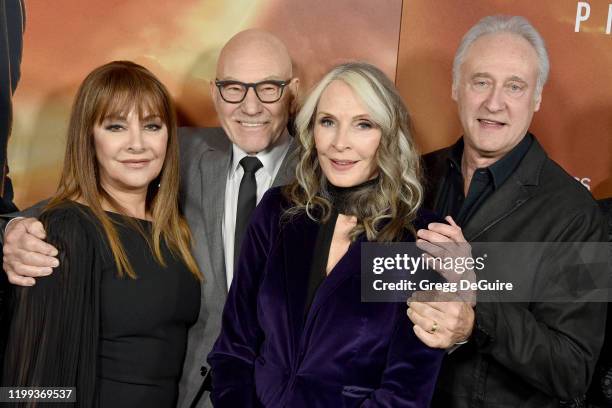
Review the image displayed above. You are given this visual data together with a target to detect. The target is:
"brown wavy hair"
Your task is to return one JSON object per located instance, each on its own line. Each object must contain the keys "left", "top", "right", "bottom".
{"left": 45, "top": 60, "right": 200, "bottom": 280}
{"left": 283, "top": 62, "right": 423, "bottom": 242}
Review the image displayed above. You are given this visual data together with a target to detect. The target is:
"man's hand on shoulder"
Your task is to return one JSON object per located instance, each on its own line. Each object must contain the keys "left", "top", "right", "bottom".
{"left": 3, "top": 217, "right": 59, "bottom": 286}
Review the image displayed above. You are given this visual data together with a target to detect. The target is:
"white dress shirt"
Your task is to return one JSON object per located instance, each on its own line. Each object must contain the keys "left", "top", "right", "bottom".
{"left": 222, "top": 130, "right": 291, "bottom": 289}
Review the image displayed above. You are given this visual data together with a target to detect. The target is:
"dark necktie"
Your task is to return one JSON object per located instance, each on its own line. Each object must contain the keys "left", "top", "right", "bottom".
{"left": 234, "top": 156, "right": 263, "bottom": 268}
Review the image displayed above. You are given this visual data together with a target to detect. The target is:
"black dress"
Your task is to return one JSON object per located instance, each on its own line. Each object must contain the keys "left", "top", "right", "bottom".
{"left": 2, "top": 202, "right": 200, "bottom": 407}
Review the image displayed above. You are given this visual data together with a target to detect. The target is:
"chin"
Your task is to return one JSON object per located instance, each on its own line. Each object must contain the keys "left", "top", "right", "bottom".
{"left": 118, "top": 178, "right": 156, "bottom": 191}
{"left": 326, "top": 176, "right": 364, "bottom": 188}
{"left": 237, "top": 139, "right": 272, "bottom": 155}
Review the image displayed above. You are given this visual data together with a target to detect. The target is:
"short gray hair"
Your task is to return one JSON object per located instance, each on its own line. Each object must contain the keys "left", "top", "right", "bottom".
{"left": 452, "top": 15, "right": 549, "bottom": 97}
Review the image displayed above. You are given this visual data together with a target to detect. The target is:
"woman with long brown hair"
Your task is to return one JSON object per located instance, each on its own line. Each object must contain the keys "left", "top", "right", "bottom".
{"left": 2, "top": 61, "right": 201, "bottom": 407}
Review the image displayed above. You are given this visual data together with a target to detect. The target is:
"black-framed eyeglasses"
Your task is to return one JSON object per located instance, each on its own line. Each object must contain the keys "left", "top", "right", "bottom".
{"left": 214, "top": 79, "right": 291, "bottom": 104}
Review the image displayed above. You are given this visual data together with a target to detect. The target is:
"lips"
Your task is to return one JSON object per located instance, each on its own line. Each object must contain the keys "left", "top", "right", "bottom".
{"left": 330, "top": 158, "right": 358, "bottom": 171}
{"left": 478, "top": 118, "right": 507, "bottom": 128}
{"left": 237, "top": 120, "right": 268, "bottom": 128}
{"left": 119, "top": 159, "right": 151, "bottom": 168}
{"left": 478, "top": 118, "right": 507, "bottom": 131}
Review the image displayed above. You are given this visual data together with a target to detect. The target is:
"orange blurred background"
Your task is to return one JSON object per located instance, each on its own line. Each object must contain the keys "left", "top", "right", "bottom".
{"left": 397, "top": 0, "right": 612, "bottom": 199}
{"left": 9, "top": 0, "right": 611, "bottom": 208}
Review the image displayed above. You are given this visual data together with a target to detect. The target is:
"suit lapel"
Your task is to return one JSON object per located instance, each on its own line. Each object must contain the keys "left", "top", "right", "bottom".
{"left": 272, "top": 137, "right": 298, "bottom": 187}
{"left": 303, "top": 234, "right": 365, "bottom": 331}
{"left": 462, "top": 175, "right": 531, "bottom": 241}
{"left": 200, "top": 140, "right": 232, "bottom": 292}
{"left": 280, "top": 209, "right": 362, "bottom": 342}
{"left": 199, "top": 131, "right": 296, "bottom": 294}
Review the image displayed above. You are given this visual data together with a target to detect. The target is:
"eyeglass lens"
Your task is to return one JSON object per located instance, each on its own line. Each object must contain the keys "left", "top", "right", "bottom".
{"left": 219, "top": 81, "right": 284, "bottom": 103}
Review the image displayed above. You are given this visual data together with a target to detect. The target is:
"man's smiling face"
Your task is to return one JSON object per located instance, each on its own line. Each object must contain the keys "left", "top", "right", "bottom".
{"left": 453, "top": 32, "right": 541, "bottom": 162}
{"left": 211, "top": 30, "right": 298, "bottom": 154}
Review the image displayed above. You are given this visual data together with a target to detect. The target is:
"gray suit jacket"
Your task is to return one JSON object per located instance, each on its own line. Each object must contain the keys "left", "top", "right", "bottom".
{"left": 176, "top": 127, "right": 297, "bottom": 408}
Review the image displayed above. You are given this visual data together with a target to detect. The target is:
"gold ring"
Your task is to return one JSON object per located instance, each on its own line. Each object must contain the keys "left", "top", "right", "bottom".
{"left": 431, "top": 321, "right": 438, "bottom": 333}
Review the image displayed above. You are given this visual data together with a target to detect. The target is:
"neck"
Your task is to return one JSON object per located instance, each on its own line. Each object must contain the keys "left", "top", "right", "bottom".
{"left": 460, "top": 148, "right": 499, "bottom": 195}
{"left": 326, "top": 177, "right": 378, "bottom": 215}
{"left": 101, "top": 185, "right": 149, "bottom": 220}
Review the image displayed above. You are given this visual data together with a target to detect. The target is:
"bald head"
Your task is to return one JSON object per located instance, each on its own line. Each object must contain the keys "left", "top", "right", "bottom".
{"left": 211, "top": 29, "right": 299, "bottom": 155}
{"left": 217, "top": 29, "right": 293, "bottom": 79}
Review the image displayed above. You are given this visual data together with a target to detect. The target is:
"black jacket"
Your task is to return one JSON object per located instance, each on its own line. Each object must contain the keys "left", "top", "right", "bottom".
{"left": 423, "top": 136, "right": 607, "bottom": 408}
{"left": 587, "top": 199, "right": 612, "bottom": 407}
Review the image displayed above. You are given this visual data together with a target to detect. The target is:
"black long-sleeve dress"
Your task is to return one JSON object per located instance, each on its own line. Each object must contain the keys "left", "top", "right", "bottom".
{"left": 2, "top": 202, "right": 200, "bottom": 407}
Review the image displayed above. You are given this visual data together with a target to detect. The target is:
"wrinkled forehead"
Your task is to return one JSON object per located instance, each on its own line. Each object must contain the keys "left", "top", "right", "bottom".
{"left": 216, "top": 41, "right": 292, "bottom": 82}
{"left": 462, "top": 33, "right": 539, "bottom": 79}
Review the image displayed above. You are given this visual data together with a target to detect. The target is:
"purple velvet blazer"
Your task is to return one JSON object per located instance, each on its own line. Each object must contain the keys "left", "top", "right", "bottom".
{"left": 208, "top": 188, "right": 444, "bottom": 407}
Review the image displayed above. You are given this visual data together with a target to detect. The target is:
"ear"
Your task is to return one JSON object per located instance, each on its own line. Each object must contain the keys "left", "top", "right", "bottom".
{"left": 289, "top": 77, "right": 300, "bottom": 99}
{"left": 210, "top": 80, "right": 222, "bottom": 112}
{"left": 451, "top": 84, "right": 458, "bottom": 102}
{"left": 533, "top": 93, "right": 542, "bottom": 112}
{"left": 287, "top": 78, "right": 301, "bottom": 116}
{"left": 209, "top": 80, "right": 216, "bottom": 99}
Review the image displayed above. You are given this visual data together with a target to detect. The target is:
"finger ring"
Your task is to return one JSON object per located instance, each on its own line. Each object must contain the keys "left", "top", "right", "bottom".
{"left": 431, "top": 321, "right": 438, "bottom": 333}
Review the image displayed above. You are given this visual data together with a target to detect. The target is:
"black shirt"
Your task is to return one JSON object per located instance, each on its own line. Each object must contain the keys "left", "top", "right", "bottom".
{"left": 436, "top": 134, "right": 533, "bottom": 226}
{"left": 98, "top": 211, "right": 200, "bottom": 407}
{"left": 2, "top": 203, "right": 200, "bottom": 407}
{"left": 304, "top": 210, "right": 338, "bottom": 318}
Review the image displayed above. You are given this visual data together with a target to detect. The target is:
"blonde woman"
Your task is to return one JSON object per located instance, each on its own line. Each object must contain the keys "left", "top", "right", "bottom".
{"left": 2, "top": 61, "right": 201, "bottom": 407}
{"left": 209, "top": 62, "right": 443, "bottom": 407}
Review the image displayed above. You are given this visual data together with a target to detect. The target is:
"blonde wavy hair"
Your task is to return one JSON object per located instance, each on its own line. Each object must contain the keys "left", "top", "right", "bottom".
{"left": 283, "top": 62, "right": 423, "bottom": 242}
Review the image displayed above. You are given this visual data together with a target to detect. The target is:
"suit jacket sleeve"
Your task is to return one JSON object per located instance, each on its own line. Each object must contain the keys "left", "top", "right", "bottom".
{"left": 0, "top": 199, "right": 47, "bottom": 247}
{"left": 2, "top": 206, "right": 100, "bottom": 406}
{"left": 474, "top": 206, "right": 607, "bottom": 399}
{"left": 207, "top": 190, "right": 282, "bottom": 408}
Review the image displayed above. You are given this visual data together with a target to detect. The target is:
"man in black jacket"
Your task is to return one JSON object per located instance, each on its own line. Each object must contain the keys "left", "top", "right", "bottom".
{"left": 407, "top": 15, "right": 607, "bottom": 407}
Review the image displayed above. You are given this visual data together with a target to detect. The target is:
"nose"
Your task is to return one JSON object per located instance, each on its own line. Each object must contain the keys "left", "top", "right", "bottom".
{"left": 484, "top": 86, "right": 506, "bottom": 112}
{"left": 240, "top": 86, "right": 264, "bottom": 115}
{"left": 331, "top": 124, "right": 351, "bottom": 151}
{"left": 127, "top": 124, "right": 145, "bottom": 153}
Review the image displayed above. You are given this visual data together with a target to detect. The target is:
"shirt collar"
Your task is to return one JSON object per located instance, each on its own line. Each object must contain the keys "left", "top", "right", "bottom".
{"left": 229, "top": 128, "right": 291, "bottom": 179}
{"left": 487, "top": 133, "right": 532, "bottom": 188}
{"left": 448, "top": 138, "right": 464, "bottom": 175}
{"left": 447, "top": 133, "right": 534, "bottom": 189}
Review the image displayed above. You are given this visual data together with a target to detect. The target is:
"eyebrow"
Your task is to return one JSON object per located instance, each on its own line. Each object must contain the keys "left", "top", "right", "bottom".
{"left": 506, "top": 75, "right": 528, "bottom": 83}
{"left": 218, "top": 76, "right": 286, "bottom": 82}
{"left": 471, "top": 72, "right": 528, "bottom": 83}
{"left": 471, "top": 72, "right": 493, "bottom": 80}
{"left": 316, "top": 111, "right": 372, "bottom": 119}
